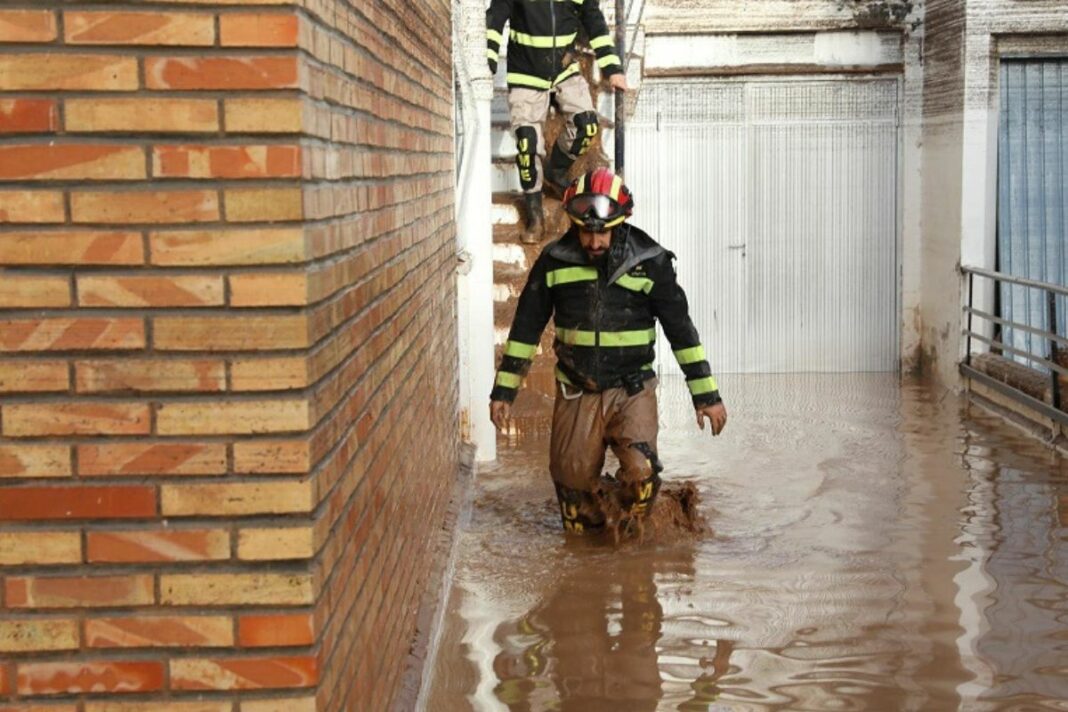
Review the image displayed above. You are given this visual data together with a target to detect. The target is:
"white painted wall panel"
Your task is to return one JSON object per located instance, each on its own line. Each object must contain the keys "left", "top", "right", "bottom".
{"left": 630, "top": 78, "right": 900, "bottom": 374}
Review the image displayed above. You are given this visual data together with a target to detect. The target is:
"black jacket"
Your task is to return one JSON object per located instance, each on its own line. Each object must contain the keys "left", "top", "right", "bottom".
{"left": 491, "top": 224, "right": 722, "bottom": 408}
{"left": 486, "top": 0, "right": 623, "bottom": 89}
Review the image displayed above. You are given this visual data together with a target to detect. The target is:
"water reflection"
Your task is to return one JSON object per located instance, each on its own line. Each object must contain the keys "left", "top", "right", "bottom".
{"left": 423, "top": 375, "right": 1068, "bottom": 711}
{"left": 490, "top": 547, "right": 691, "bottom": 711}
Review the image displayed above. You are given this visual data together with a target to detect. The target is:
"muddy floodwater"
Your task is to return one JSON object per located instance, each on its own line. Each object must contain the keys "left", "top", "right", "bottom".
{"left": 420, "top": 374, "right": 1068, "bottom": 711}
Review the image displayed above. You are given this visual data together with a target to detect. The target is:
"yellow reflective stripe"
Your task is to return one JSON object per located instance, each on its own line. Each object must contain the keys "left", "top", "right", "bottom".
{"left": 554, "top": 366, "right": 574, "bottom": 385}
{"left": 590, "top": 35, "right": 614, "bottom": 49}
{"left": 510, "top": 29, "right": 576, "bottom": 48}
{"left": 576, "top": 172, "right": 586, "bottom": 194}
{"left": 674, "top": 345, "right": 706, "bottom": 365}
{"left": 609, "top": 174, "right": 622, "bottom": 202}
{"left": 597, "top": 54, "right": 622, "bottom": 68}
{"left": 487, "top": 29, "right": 503, "bottom": 44}
{"left": 487, "top": 48, "right": 499, "bottom": 62}
{"left": 600, "top": 328, "right": 656, "bottom": 347}
{"left": 615, "top": 274, "right": 654, "bottom": 293}
{"left": 556, "top": 63, "right": 580, "bottom": 83}
{"left": 546, "top": 266, "right": 597, "bottom": 287}
{"left": 642, "top": 362, "right": 654, "bottom": 370}
{"left": 506, "top": 72, "right": 552, "bottom": 89}
{"left": 556, "top": 328, "right": 595, "bottom": 346}
{"left": 687, "top": 376, "right": 718, "bottom": 395}
{"left": 504, "top": 340, "right": 537, "bottom": 359}
{"left": 603, "top": 214, "right": 627, "bottom": 228}
{"left": 496, "top": 371, "right": 522, "bottom": 389}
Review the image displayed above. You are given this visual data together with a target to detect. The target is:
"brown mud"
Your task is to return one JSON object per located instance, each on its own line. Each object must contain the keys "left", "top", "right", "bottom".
{"left": 421, "top": 374, "right": 1068, "bottom": 711}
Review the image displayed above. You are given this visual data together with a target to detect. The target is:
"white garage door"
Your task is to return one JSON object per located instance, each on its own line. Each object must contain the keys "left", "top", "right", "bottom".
{"left": 628, "top": 77, "right": 900, "bottom": 374}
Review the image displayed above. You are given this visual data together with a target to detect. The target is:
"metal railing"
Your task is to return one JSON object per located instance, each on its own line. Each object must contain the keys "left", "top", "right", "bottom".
{"left": 961, "top": 265, "right": 1068, "bottom": 430}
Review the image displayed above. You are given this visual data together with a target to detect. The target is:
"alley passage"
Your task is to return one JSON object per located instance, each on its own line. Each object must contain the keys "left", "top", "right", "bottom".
{"left": 422, "top": 375, "right": 1068, "bottom": 711}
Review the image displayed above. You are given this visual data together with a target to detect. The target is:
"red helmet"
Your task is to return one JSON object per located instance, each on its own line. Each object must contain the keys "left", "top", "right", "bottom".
{"left": 562, "top": 168, "right": 634, "bottom": 231}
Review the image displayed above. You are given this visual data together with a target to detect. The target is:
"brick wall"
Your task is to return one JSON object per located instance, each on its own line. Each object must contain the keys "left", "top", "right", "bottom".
{"left": 0, "top": 2, "right": 459, "bottom": 711}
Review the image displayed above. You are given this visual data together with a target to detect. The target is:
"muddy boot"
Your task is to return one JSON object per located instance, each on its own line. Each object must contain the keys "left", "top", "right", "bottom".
{"left": 520, "top": 192, "right": 543, "bottom": 244}
{"left": 544, "top": 144, "right": 574, "bottom": 198}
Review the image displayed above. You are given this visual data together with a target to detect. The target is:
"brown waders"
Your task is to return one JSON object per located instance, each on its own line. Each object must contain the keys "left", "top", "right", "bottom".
{"left": 549, "top": 377, "right": 662, "bottom": 534}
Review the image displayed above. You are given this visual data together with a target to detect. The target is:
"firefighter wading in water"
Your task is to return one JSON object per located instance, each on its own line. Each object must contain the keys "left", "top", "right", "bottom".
{"left": 490, "top": 168, "right": 728, "bottom": 533}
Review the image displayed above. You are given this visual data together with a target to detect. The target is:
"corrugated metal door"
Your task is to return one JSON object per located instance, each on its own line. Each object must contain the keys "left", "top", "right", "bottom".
{"left": 997, "top": 59, "right": 1068, "bottom": 364}
{"left": 629, "top": 78, "right": 900, "bottom": 374}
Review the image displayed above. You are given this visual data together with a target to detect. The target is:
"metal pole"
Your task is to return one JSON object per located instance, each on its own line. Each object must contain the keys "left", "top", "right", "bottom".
{"left": 966, "top": 271, "right": 974, "bottom": 367}
{"left": 1049, "top": 290, "right": 1061, "bottom": 412}
{"left": 614, "top": 0, "right": 625, "bottom": 178}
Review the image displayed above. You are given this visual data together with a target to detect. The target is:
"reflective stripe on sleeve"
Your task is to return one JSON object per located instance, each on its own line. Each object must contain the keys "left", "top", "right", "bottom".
{"left": 597, "top": 54, "right": 622, "bottom": 68}
{"left": 487, "top": 29, "right": 503, "bottom": 45}
{"left": 590, "top": 35, "right": 614, "bottom": 49}
{"left": 487, "top": 48, "right": 499, "bottom": 62}
{"left": 504, "top": 340, "right": 537, "bottom": 359}
{"left": 496, "top": 371, "right": 522, "bottom": 389}
{"left": 686, "top": 376, "right": 718, "bottom": 395}
{"left": 673, "top": 344, "right": 706, "bottom": 365}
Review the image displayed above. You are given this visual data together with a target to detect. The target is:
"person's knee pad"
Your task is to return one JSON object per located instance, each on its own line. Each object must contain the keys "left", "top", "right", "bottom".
{"left": 514, "top": 126, "right": 539, "bottom": 191}
{"left": 568, "top": 111, "right": 599, "bottom": 157}
{"left": 553, "top": 481, "right": 604, "bottom": 533}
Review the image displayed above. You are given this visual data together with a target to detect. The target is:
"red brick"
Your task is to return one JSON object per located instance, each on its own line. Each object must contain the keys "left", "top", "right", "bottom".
{"left": 65, "top": 11, "right": 214, "bottom": 46}
{"left": 145, "top": 56, "right": 299, "bottom": 90}
{"left": 0, "top": 704, "right": 78, "bottom": 712}
{"left": 86, "top": 615, "right": 233, "bottom": 649}
{"left": 0, "top": 486, "right": 156, "bottom": 520}
{"left": 149, "top": 227, "right": 305, "bottom": 266}
{"left": 88, "top": 529, "right": 229, "bottom": 562}
{"left": 71, "top": 190, "right": 219, "bottom": 224}
{"left": 0, "top": 230, "right": 144, "bottom": 265}
{"left": 0, "top": 275, "right": 70, "bottom": 308}
{"left": 0, "top": 444, "right": 71, "bottom": 478}
{"left": 3, "top": 403, "right": 150, "bottom": 437}
{"left": 66, "top": 97, "right": 218, "bottom": 133}
{"left": 219, "top": 13, "right": 299, "bottom": 47}
{"left": 153, "top": 144, "right": 301, "bottom": 179}
{"left": 170, "top": 655, "right": 318, "bottom": 690}
{"left": 0, "top": 318, "right": 144, "bottom": 352}
{"left": 76, "top": 359, "right": 226, "bottom": 393}
{"left": 0, "top": 99, "right": 58, "bottom": 133}
{"left": 0, "top": 145, "right": 145, "bottom": 181}
{"left": 78, "top": 275, "right": 224, "bottom": 307}
{"left": 238, "top": 613, "right": 314, "bottom": 648}
{"left": 6, "top": 575, "right": 155, "bottom": 608}
{"left": 78, "top": 442, "right": 226, "bottom": 476}
{"left": 0, "top": 54, "right": 138, "bottom": 91}
{"left": 17, "top": 661, "right": 164, "bottom": 695}
{"left": 0, "top": 191, "right": 65, "bottom": 223}
{"left": 0, "top": 10, "right": 57, "bottom": 42}
{"left": 0, "top": 360, "right": 69, "bottom": 393}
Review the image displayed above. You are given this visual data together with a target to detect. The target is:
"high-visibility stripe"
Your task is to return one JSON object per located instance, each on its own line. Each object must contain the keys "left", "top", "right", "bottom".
{"left": 557, "top": 327, "right": 656, "bottom": 347}
{"left": 673, "top": 344, "right": 706, "bottom": 365}
{"left": 506, "top": 72, "right": 551, "bottom": 89}
{"left": 510, "top": 29, "right": 576, "bottom": 48}
{"left": 601, "top": 328, "right": 656, "bottom": 347}
{"left": 576, "top": 172, "right": 587, "bottom": 194}
{"left": 608, "top": 174, "right": 623, "bottom": 202}
{"left": 687, "top": 376, "right": 718, "bottom": 395}
{"left": 487, "top": 48, "right": 499, "bottom": 62}
{"left": 597, "top": 54, "right": 622, "bottom": 68}
{"left": 546, "top": 265, "right": 597, "bottom": 287}
{"left": 496, "top": 371, "right": 521, "bottom": 389}
{"left": 642, "top": 362, "right": 654, "bottom": 370}
{"left": 555, "top": 63, "right": 580, "bottom": 84}
{"left": 603, "top": 214, "right": 627, "bottom": 228}
{"left": 504, "top": 340, "right": 537, "bottom": 359}
{"left": 615, "top": 273, "right": 654, "bottom": 293}
{"left": 590, "top": 35, "right": 613, "bottom": 49}
{"left": 487, "top": 29, "right": 503, "bottom": 44}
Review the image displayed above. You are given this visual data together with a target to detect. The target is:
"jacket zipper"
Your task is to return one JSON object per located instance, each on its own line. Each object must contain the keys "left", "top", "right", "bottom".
{"left": 593, "top": 262, "right": 604, "bottom": 387}
{"left": 549, "top": 0, "right": 558, "bottom": 86}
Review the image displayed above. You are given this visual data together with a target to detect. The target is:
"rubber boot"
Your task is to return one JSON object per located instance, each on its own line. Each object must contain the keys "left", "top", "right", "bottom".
{"left": 521, "top": 192, "right": 543, "bottom": 244}
{"left": 544, "top": 143, "right": 574, "bottom": 197}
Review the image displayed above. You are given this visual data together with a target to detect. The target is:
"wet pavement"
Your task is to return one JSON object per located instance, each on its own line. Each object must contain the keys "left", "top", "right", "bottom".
{"left": 421, "top": 374, "right": 1068, "bottom": 711}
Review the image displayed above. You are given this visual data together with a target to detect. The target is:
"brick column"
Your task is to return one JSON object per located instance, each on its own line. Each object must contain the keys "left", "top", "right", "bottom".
{"left": 0, "top": 2, "right": 459, "bottom": 711}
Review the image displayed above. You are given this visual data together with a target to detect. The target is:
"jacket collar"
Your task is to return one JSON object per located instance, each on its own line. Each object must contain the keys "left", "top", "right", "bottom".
{"left": 547, "top": 224, "right": 666, "bottom": 280}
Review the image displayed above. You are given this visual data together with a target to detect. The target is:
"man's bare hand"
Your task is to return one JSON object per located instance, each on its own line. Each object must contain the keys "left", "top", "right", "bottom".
{"left": 696, "top": 402, "right": 727, "bottom": 435}
{"left": 490, "top": 400, "right": 512, "bottom": 432}
{"left": 608, "top": 73, "right": 628, "bottom": 91}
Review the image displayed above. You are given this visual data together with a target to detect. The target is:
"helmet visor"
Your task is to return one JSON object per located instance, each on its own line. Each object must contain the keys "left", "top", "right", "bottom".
{"left": 566, "top": 193, "right": 620, "bottom": 222}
